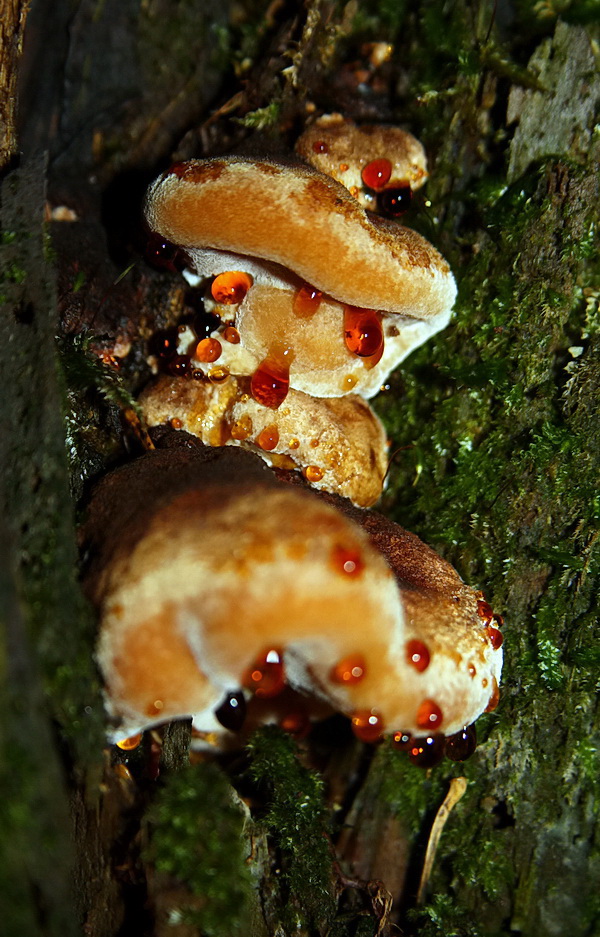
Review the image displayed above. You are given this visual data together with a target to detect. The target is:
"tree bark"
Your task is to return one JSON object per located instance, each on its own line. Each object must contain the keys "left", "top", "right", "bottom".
{"left": 1, "top": 2, "right": 599, "bottom": 935}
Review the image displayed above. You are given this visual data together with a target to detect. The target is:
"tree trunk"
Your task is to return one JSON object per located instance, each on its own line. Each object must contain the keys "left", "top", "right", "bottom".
{"left": 1, "top": 2, "right": 598, "bottom": 935}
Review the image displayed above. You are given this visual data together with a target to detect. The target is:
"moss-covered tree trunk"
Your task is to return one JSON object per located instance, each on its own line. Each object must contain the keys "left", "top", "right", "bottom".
{"left": 1, "top": 2, "right": 598, "bottom": 936}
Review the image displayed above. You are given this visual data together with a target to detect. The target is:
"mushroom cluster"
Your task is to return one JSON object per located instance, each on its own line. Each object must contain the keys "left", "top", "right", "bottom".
{"left": 139, "top": 117, "right": 457, "bottom": 507}
{"left": 87, "top": 117, "right": 502, "bottom": 763}
{"left": 86, "top": 442, "right": 503, "bottom": 765}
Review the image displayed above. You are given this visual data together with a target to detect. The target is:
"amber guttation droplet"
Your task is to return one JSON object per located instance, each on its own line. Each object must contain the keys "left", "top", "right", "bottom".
{"left": 331, "top": 654, "right": 366, "bottom": 685}
{"left": 342, "top": 374, "right": 358, "bottom": 390}
{"left": 312, "top": 140, "right": 328, "bottom": 154}
{"left": 195, "top": 337, "right": 222, "bottom": 362}
{"left": 351, "top": 710, "right": 384, "bottom": 743}
{"left": 331, "top": 544, "right": 365, "bottom": 578}
{"left": 280, "top": 707, "right": 310, "bottom": 738}
{"left": 406, "top": 639, "right": 430, "bottom": 673}
{"left": 344, "top": 307, "right": 384, "bottom": 359}
{"left": 223, "top": 326, "right": 241, "bottom": 344}
{"left": 257, "top": 424, "right": 279, "bottom": 451}
{"left": 377, "top": 184, "right": 413, "bottom": 217}
{"left": 446, "top": 724, "right": 477, "bottom": 762}
{"left": 477, "top": 599, "right": 494, "bottom": 622}
{"left": 114, "top": 763, "right": 134, "bottom": 782}
{"left": 146, "top": 699, "right": 164, "bottom": 717}
{"left": 303, "top": 464, "right": 324, "bottom": 482}
{"left": 361, "top": 158, "right": 393, "bottom": 190}
{"left": 487, "top": 626, "right": 504, "bottom": 650}
{"left": 416, "top": 698, "right": 444, "bottom": 731}
{"left": 167, "top": 354, "right": 192, "bottom": 377}
{"left": 293, "top": 285, "right": 322, "bottom": 318}
{"left": 494, "top": 613, "right": 504, "bottom": 627}
{"left": 208, "top": 365, "right": 230, "bottom": 383}
{"left": 170, "top": 418, "right": 183, "bottom": 430}
{"left": 391, "top": 730, "right": 413, "bottom": 751}
{"left": 288, "top": 437, "right": 300, "bottom": 450}
{"left": 468, "top": 662, "right": 477, "bottom": 678}
{"left": 211, "top": 271, "right": 253, "bottom": 305}
{"left": 484, "top": 676, "right": 500, "bottom": 712}
{"left": 243, "top": 648, "right": 285, "bottom": 698}
{"left": 408, "top": 734, "right": 445, "bottom": 768}
{"left": 116, "top": 733, "right": 142, "bottom": 751}
{"left": 230, "top": 414, "right": 253, "bottom": 440}
{"left": 215, "top": 691, "right": 247, "bottom": 732}
{"left": 251, "top": 344, "right": 294, "bottom": 409}
{"left": 339, "top": 162, "right": 349, "bottom": 172}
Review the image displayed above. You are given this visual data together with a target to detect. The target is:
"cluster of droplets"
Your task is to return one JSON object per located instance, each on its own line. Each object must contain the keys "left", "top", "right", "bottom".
{"left": 311, "top": 141, "right": 414, "bottom": 218}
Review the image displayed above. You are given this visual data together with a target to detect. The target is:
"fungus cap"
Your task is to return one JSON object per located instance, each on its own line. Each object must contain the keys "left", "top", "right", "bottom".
{"left": 145, "top": 157, "right": 456, "bottom": 321}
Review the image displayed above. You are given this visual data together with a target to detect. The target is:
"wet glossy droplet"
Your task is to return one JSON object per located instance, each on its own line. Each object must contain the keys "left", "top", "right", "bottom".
{"left": 391, "top": 730, "right": 413, "bottom": 751}
{"left": 251, "top": 344, "right": 294, "bottom": 409}
{"left": 351, "top": 710, "right": 384, "bottom": 743}
{"left": 167, "top": 354, "right": 192, "bottom": 377}
{"left": 215, "top": 691, "right": 247, "bottom": 732}
{"left": 192, "top": 309, "right": 222, "bottom": 338}
{"left": 195, "top": 337, "right": 222, "bottom": 362}
{"left": 406, "top": 639, "right": 430, "bottom": 672}
{"left": 312, "top": 140, "right": 328, "bottom": 154}
{"left": 468, "top": 662, "right": 477, "bottom": 678}
{"left": 145, "top": 234, "right": 182, "bottom": 272}
{"left": 484, "top": 676, "right": 500, "bottom": 712}
{"left": 170, "top": 417, "right": 183, "bottom": 430}
{"left": 146, "top": 699, "right": 165, "bottom": 717}
{"left": 361, "top": 158, "right": 392, "bottom": 190}
{"left": 408, "top": 734, "right": 445, "bottom": 768}
{"left": 230, "top": 414, "right": 253, "bottom": 440}
{"left": 303, "top": 464, "right": 324, "bottom": 482}
{"left": 211, "top": 271, "right": 253, "bottom": 305}
{"left": 331, "top": 544, "right": 365, "bottom": 577}
{"left": 477, "top": 599, "right": 494, "bottom": 622}
{"left": 487, "top": 626, "right": 504, "bottom": 650}
{"left": 208, "top": 365, "right": 230, "bottom": 383}
{"left": 344, "top": 307, "right": 384, "bottom": 359}
{"left": 331, "top": 654, "right": 366, "bottom": 685}
{"left": 116, "top": 733, "right": 142, "bottom": 751}
{"left": 293, "top": 285, "right": 322, "bottom": 318}
{"left": 257, "top": 424, "right": 279, "bottom": 451}
{"left": 243, "top": 648, "right": 286, "bottom": 699}
{"left": 223, "top": 326, "right": 241, "bottom": 344}
{"left": 288, "top": 437, "right": 300, "bottom": 450}
{"left": 416, "top": 698, "right": 444, "bottom": 731}
{"left": 342, "top": 374, "right": 358, "bottom": 390}
{"left": 446, "top": 724, "right": 477, "bottom": 762}
{"left": 377, "top": 185, "right": 413, "bottom": 217}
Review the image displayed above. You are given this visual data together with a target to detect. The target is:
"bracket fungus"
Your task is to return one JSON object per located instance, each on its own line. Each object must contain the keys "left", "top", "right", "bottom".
{"left": 85, "top": 443, "right": 503, "bottom": 759}
{"left": 295, "top": 112, "right": 428, "bottom": 214}
{"left": 142, "top": 144, "right": 456, "bottom": 504}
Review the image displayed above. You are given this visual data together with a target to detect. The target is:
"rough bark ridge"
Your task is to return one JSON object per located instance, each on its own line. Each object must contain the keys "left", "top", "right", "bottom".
{"left": 0, "top": 2, "right": 598, "bottom": 935}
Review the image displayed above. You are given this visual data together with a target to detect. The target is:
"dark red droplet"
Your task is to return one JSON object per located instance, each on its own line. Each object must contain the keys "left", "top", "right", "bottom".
{"left": 344, "top": 307, "right": 384, "bottom": 359}
{"left": 280, "top": 707, "right": 310, "bottom": 738}
{"left": 167, "top": 354, "right": 192, "bottom": 377}
{"left": 192, "top": 309, "right": 222, "bottom": 339}
{"left": 330, "top": 544, "right": 365, "bottom": 578}
{"left": 477, "top": 599, "right": 494, "bottom": 622}
{"left": 406, "top": 639, "right": 430, "bottom": 672}
{"left": 446, "top": 724, "right": 477, "bottom": 762}
{"left": 487, "top": 626, "right": 504, "bottom": 650}
{"left": 312, "top": 140, "right": 329, "bottom": 154}
{"left": 351, "top": 710, "right": 384, "bottom": 743}
{"left": 215, "top": 691, "right": 247, "bottom": 732}
{"left": 377, "top": 185, "right": 413, "bottom": 217}
{"left": 145, "top": 234, "right": 182, "bottom": 272}
{"left": 391, "top": 730, "right": 413, "bottom": 751}
{"left": 361, "top": 158, "right": 392, "bottom": 190}
{"left": 251, "top": 345, "right": 294, "bottom": 409}
{"left": 408, "top": 734, "right": 446, "bottom": 768}
{"left": 416, "top": 698, "right": 444, "bottom": 731}
{"left": 242, "top": 648, "right": 286, "bottom": 698}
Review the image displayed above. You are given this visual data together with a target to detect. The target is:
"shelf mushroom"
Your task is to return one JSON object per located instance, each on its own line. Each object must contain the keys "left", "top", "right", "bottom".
{"left": 144, "top": 156, "right": 457, "bottom": 400}
{"left": 85, "top": 442, "right": 503, "bottom": 756}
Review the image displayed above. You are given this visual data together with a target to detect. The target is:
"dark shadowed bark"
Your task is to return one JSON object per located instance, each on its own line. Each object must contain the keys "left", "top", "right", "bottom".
{"left": 1, "top": 2, "right": 598, "bottom": 935}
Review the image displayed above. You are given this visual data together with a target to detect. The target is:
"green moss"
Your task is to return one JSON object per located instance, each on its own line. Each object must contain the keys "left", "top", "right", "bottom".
{"left": 146, "top": 762, "right": 254, "bottom": 936}
{"left": 248, "top": 726, "right": 337, "bottom": 931}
